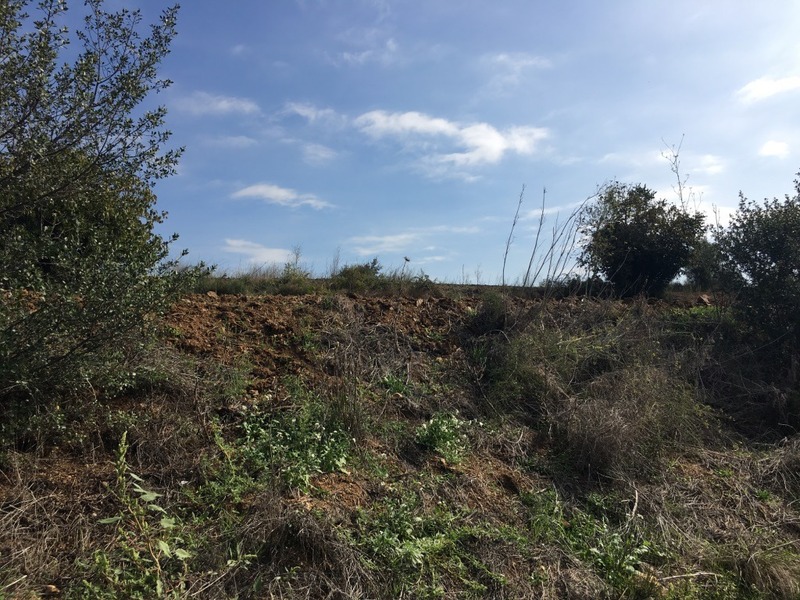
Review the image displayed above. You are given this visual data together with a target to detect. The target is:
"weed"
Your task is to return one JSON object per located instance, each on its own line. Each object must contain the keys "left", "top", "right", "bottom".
{"left": 415, "top": 412, "right": 471, "bottom": 465}
{"left": 469, "top": 291, "right": 511, "bottom": 335}
{"left": 77, "top": 433, "right": 192, "bottom": 598}
{"left": 381, "top": 373, "right": 409, "bottom": 395}
{"left": 238, "top": 389, "right": 350, "bottom": 490}
{"left": 523, "top": 487, "right": 665, "bottom": 594}
{"left": 352, "top": 493, "right": 505, "bottom": 597}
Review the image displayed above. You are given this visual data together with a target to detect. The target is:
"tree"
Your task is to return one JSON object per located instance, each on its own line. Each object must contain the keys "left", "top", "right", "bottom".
{"left": 579, "top": 182, "right": 706, "bottom": 297}
{"left": 0, "top": 0, "right": 190, "bottom": 404}
{"left": 716, "top": 180, "right": 800, "bottom": 377}
{"left": 684, "top": 237, "right": 722, "bottom": 291}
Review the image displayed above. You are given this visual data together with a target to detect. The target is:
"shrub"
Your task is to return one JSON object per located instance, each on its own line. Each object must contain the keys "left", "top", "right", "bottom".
{"left": 684, "top": 237, "right": 722, "bottom": 291}
{"left": 329, "top": 258, "right": 383, "bottom": 293}
{"left": 275, "top": 262, "right": 315, "bottom": 295}
{"left": 485, "top": 301, "right": 710, "bottom": 476}
{"left": 579, "top": 182, "right": 706, "bottom": 297}
{"left": 716, "top": 183, "right": 800, "bottom": 373}
{"left": 469, "top": 291, "right": 513, "bottom": 335}
{"left": 0, "top": 1, "right": 197, "bottom": 408}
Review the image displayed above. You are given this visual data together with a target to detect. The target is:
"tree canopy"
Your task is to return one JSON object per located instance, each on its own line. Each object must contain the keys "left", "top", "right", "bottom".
{"left": 579, "top": 182, "right": 706, "bottom": 297}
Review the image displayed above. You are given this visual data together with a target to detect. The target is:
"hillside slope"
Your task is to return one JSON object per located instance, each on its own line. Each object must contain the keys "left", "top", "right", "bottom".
{"left": 2, "top": 291, "right": 799, "bottom": 599}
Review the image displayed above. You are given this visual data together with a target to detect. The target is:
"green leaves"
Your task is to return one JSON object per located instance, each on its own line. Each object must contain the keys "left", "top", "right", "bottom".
{"left": 0, "top": 1, "right": 203, "bottom": 408}
{"left": 238, "top": 388, "right": 351, "bottom": 490}
{"left": 580, "top": 182, "right": 706, "bottom": 297}
{"left": 415, "top": 412, "right": 472, "bottom": 465}
{"left": 715, "top": 181, "right": 800, "bottom": 388}
{"left": 85, "top": 432, "right": 193, "bottom": 596}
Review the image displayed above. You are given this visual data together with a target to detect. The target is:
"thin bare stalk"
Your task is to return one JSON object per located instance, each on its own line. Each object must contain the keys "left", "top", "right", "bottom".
{"left": 502, "top": 184, "right": 525, "bottom": 288}
{"left": 522, "top": 187, "right": 547, "bottom": 287}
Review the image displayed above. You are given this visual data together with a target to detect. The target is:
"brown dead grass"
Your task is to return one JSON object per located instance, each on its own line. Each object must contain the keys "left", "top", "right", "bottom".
{"left": 2, "top": 292, "right": 800, "bottom": 598}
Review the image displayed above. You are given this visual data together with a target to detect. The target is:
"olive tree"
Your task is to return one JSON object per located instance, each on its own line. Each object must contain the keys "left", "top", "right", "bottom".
{"left": 0, "top": 0, "right": 190, "bottom": 404}
{"left": 579, "top": 182, "right": 706, "bottom": 297}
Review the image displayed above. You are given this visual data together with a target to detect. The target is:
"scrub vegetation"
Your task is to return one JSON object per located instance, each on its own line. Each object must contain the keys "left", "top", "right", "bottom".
{"left": 2, "top": 2, "right": 800, "bottom": 599}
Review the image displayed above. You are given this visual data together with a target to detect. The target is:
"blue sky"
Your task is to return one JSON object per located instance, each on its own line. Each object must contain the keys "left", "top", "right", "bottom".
{"left": 140, "top": 0, "right": 799, "bottom": 282}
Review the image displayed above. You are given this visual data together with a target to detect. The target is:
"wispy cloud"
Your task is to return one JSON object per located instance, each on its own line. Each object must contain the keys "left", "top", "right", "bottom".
{"left": 759, "top": 140, "right": 790, "bottom": 158}
{"left": 354, "top": 110, "right": 548, "bottom": 173}
{"left": 222, "top": 239, "right": 293, "bottom": 264}
{"left": 230, "top": 44, "right": 248, "bottom": 57}
{"left": 175, "top": 91, "right": 260, "bottom": 116}
{"left": 331, "top": 26, "right": 400, "bottom": 67}
{"left": 736, "top": 76, "right": 800, "bottom": 103}
{"left": 302, "top": 143, "right": 338, "bottom": 165}
{"left": 283, "top": 102, "right": 345, "bottom": 126}
{"left": 232, "top": 183, "right": 333, "bottom": 209}
{"left": 201, "top": 135, "right": 259, "bottom": 149}
{"left": 348, "top": 225, "right": 480, "bottom": 256}
{"left": 339, "top": 37, "right": 399, "bottom": 66}
{"left": 696, "top": 154, "right": 725, "bottom": 175}
{"left": 481, "top": 52, "right": 551, "bottom": 93}
{"left": 350, "top": 232, "right": 419, "bottom": 255}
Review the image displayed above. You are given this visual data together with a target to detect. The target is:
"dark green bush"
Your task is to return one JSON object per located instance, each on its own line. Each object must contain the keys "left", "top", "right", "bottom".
{"left": 579, "top": 182, "right": 706, "bottom": 297}
{"left": 717, "top": 183, "right": 800, "bottom": 361}
{"left": 684, "top": 237, "right": 722, "bottom": 291}
{"left": 0, "top": 1, "right": 196, "bottom": 409}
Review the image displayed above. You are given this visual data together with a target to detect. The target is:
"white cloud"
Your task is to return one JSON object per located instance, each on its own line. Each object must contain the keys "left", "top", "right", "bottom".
{"left": 283, "top": 102, "right": 344, "bottom": 126}
{"left": 482, "top": 52, "right": 551, "bottom": 93}
{"left": 356, "top": 110, "right": 459, "bottom": 137}
{"left": 349, "top": 225, "right": 480, "bottom": 256}
{"left": 331, "top": 25, "right": 400, "bottom": 67}
{"left": 222, "top": 239, "right": 293, "bottom": 264}
{"left": 230, "top": 44, "right": 248, "bottom": 56}
{"left": 232, "top": 183, "right": 332, "bottom": 209}
{"left": 759, "top": 140, "right": 790, "bottom": 158}
{"left": 175, "top": 91, "right": 260, "bottom": 116}
{"left": 354, "top": 110, "right": 548, "bottom": 171}
{"left": 696, "top": 154, "right": 725, "bottom": 175}
{"left": 350, "top": 233, "right": 419, "bottom": 256}
{"left": 427, "top": 225, "right": 481, "bottom": 234}
{"left": 489, "top": 52, "right": 551, "bottom": 71}
{"left": 339, "top": 37, "right": 399, "bottom": 66}
{"left": 736, "top": 76, "right": 800, "bottom": 103}
{"left": 303, "top": 143, "right": 338, "bottom": 165}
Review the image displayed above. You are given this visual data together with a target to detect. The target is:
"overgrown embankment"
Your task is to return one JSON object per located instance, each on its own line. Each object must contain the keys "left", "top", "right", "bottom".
{"left": 1, "top": 290, "right": 799, "bottom": 599}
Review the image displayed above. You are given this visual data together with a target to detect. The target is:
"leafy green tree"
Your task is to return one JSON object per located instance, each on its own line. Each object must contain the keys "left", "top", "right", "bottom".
{"left": 579, "top": 182, "right": 706, "bottom": 297}
{"left": 685, "top": 237, "right": 722, "bottom": 291}
{"left": 716, "top": 180, "right": 800, "bottom": 378}
{"left": 0, "top": 0, "right": 191, "bottom": 404}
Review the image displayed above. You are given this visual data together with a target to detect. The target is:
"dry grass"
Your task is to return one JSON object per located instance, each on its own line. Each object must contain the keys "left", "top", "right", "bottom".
{"left": 3, "top": 291, "right": 800, "bottom": 598}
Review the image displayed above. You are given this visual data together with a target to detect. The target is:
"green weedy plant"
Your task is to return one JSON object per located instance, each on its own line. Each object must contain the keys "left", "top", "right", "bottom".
{"left": 353, "top": 493, "right": 502, "bottom": 597}
{"left": 415, "top": 412, "right": 471, "bottom": 464}
{"left": 523, "top": 488, "right": 663, "bottom": 594}
{"left": 238, "top": 391, "right": 350, "bottom": 490}
{"left": 78, "top": 432, "right": 192, "bottom": 598}
{"left": 0, "top": 1, "right": 200, "bottom": 413}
